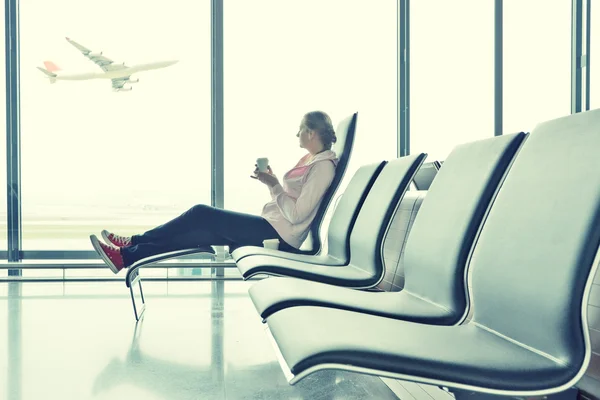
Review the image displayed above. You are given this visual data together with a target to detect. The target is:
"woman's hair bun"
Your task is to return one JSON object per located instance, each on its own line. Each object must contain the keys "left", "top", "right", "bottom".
{"left": 304, "top": 111, "right": 336, "bottom": 149}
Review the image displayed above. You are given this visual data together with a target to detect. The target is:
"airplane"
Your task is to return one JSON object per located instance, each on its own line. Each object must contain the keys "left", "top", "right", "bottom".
{"left": 37, "top": 37, "right": 178, "bottom": 92}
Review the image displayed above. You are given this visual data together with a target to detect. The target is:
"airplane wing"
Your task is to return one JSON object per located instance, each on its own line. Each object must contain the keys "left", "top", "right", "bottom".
{"left": 111, "top": 78, "right": 132, "bottom": 92}
{"left": 65, "top": 37, "right": 128, "bottom": 72}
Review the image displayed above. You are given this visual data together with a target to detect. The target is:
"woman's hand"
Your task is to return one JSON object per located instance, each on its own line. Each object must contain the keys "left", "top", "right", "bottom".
{"left": 251, "top": 165, "right": 280, "bottom": 188}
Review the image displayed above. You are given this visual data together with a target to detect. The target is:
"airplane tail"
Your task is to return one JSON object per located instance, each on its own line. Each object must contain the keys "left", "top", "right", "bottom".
{"left": 38, "top": 61, "right": 60, "bottom": 83}
{"left": 43, "top": 61, "right": 61, "bottom": 72}
{"left": 37, "top": 66, "right": 57, "bottom": 84}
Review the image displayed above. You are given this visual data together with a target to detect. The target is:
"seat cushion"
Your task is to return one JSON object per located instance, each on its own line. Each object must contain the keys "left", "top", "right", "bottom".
{"left": 249, "top": 277, "right": 457, "bottom": 323}
{"left": 232, "top": 246, "right": 338, "bottom": 265}
{"left": 268, "top": 306, "right": 578, "bottom": 392}
{"left": 236, "top": 255, "right": 374, "bottom": 287}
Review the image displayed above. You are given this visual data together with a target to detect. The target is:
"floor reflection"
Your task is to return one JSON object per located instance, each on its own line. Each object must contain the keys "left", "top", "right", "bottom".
{"left": 3, "top": 281, "right": 398, "bottom": 400}
{"left": 7, "top": 283, "right": 21, "bottom": 400}
{"left": 92, "top": 316, "right": 391, "bottom": 400}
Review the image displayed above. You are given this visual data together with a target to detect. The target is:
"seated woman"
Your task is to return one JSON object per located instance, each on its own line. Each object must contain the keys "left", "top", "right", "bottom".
{"left": 90, "top": 111, "right": 339, "bottom": 274}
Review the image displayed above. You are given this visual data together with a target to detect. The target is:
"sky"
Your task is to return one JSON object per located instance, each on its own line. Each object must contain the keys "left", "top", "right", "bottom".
{"left": 0, "top": 0, "right": 596, "bottom": 251}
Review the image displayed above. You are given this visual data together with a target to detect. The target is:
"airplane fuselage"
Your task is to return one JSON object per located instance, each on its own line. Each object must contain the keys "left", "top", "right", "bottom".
{"left": 53, "top": 60, "right": 177, "bottom": 81}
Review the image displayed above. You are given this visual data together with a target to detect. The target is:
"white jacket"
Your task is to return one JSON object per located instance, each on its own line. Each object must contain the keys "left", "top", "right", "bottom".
{"left": 261, "top": 150, "right": 338, "bottom": 248}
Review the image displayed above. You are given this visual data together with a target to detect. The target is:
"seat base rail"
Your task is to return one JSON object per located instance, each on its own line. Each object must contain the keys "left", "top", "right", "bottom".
{"left": 125, "top": 246, "right": 217, "bottom": 321}
{"left": 130, "top": 270, "right": 146, "bottom": 322}
{"left": 448, "top": 386, "right": 579, "bottom": 400}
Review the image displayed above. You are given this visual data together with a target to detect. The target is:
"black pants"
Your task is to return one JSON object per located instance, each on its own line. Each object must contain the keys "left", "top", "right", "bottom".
{"left": 120, "top": 204, "right": 295, "bottom": 266}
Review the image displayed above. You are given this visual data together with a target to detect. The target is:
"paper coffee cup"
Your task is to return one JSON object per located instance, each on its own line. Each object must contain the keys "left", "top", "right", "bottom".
{"left": 263, "top": 238, "right": 279, "bottom": 250}
{"left": 256, "top": 157, "right": 269, "bottom": 172}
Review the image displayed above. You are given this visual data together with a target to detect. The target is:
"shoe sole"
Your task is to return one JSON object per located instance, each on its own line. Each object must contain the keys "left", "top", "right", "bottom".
{"left": 90, "top": 234, "right": 120, "bottom": 274}
{"left": 100, "top": 229, "right": 112, "bottom": 246}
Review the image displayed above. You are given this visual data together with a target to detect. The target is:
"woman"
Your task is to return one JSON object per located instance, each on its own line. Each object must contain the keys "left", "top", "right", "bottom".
{"left": 90, "top": 111, "right": 339, "bottom": 273}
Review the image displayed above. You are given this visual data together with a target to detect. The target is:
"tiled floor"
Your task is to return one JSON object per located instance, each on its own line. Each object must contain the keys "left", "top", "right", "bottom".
{"left": 0, "top": 280, "right": 399, "bottom": 400}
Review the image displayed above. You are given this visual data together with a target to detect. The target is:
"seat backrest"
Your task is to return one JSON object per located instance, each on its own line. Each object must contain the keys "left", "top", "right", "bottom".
{"left": 379, "top": 190, "right": 428, "bottom": 292}
{"left": 413, "top": 161, "right": 440, "bottom": 190}
{"left": 471, "top": 109, "right": 600, "bottom": 372}
{"left": 403, "top": 132, "right": 526, "bottom": 323}
{"left": 300, "top": 112, "right": 358, "bottom": 255}
{"left": 348, "top": 153, "right": 427, "bottom": 282}
{"left": 325, "top": 161, "right": 387, "bottom": 261}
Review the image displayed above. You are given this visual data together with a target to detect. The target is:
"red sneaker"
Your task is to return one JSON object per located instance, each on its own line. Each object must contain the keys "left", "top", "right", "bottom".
{"left": 101, "top": 229, "right": 132, "bottom": 248}
{"left": 90, "top": 234, "right": 125, "bottom": 274}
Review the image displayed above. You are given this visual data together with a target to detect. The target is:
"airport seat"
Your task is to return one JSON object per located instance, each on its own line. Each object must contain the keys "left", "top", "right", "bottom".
{"left": 264, "top": 108, "right": 600, "bottom": 395}
{"left": 232, "top": 161, "right": 385, "bottom": 269}
{"left": 231, "top": 111, "right": 359, "bottom": 260}
{"left": 248, "top": 131, "right": 526, "bottom": 321}
{"left": 235, "top": 153, "right": 427, "bottom": 288}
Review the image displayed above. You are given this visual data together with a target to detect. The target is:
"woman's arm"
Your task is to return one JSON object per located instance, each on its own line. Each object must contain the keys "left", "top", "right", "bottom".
{"left": 252, "top": 166, "right": 281, "bottom": 198}
{"left": 271, "top": 161, "right": 336, "bottom": 224}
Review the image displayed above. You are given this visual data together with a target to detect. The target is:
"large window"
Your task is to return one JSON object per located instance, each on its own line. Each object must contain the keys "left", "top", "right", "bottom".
{"left": 410, "top": 0, "right": 494, "bottom": 162}
{"left": 2, "top": 1, "right": 586, "bottom": 261}
{"left": 223, "top": 0, "right": 398, "bottom": 215}
{"left": 503, "top": 0, "right": 571, "bottom": 133}
{"left": 19, "top": 0, "right": 211, "bottom": 250}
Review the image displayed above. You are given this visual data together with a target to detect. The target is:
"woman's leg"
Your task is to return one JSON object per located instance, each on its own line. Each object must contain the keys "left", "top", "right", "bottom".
{"left": 121, "top": 204, "right": 290, "bottom": 266}
{"left": 130, "top": 204, "right": 218, "bottom": 245}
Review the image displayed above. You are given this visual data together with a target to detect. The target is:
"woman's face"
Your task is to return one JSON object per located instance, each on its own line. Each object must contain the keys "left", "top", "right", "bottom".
{"left": 296, "top": 119, "right": 312, "bottom": 148}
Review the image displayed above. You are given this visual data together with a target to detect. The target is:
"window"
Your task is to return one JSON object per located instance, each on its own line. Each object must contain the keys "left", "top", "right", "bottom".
{"left": 410, "top": 0, "right": 494, "bottom": 162}
{"left": 223, "top": 0, "right": 398, "bottom": 216}
{"left": 19, "top": 0, "right": 211, "bottom": 250}
{"left": 503, "top": 0, "right": 571, "bottom": 133}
